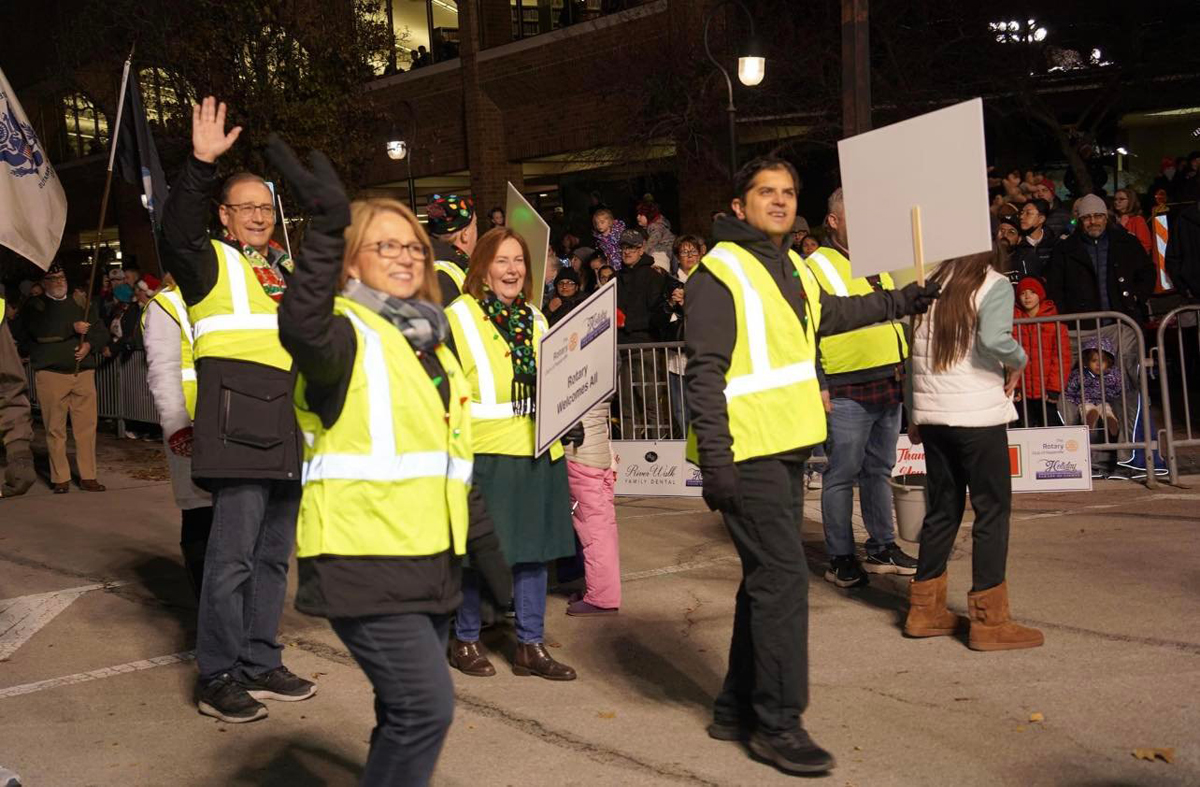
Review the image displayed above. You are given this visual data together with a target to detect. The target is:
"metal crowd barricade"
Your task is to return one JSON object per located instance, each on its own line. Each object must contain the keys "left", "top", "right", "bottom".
{"left": 23, "top": 350, "right": 157, "bottom": 436}
{"left": 1155, "top": 305, "right": 1200, "bottom": 484}
{"left": 1011, "top": 310, "right": 1157, "bottom": 487}
{"left": 615, "top": 342, "right": 688, "bottom": 441}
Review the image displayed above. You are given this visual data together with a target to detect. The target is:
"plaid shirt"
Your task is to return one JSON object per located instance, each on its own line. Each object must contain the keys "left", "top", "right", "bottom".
{"left": 829, "top": 367, "right": 904, "bottom": 406}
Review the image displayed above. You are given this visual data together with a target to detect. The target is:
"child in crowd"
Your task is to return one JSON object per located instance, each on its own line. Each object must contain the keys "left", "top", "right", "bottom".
{"left": 592, "top": 208, "right": 626, "bottom": 270}
{"left": 1064, "top": 337, "right": 1124, "bottom": 473}
{"left": 1012, "top": 277, "right": 1070, "bottom": 427}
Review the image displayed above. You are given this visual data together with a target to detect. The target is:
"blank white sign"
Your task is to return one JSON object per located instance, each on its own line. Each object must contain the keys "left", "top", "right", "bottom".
{"left": 836, "top": 98, "right": 992, "bottom": 280}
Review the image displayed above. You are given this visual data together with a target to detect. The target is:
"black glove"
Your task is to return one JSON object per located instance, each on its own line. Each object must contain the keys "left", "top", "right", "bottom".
{"left": 895, "top": 281, "right": 941, "bottom": 316}
{"left": 701, "top": 464, "right": 742, "bottom": 514}
{"left": 562, "top": 423, "right": 586, "bottom": 448}
{"left": 262, "top": 133, "right": 351, "bottom": 233}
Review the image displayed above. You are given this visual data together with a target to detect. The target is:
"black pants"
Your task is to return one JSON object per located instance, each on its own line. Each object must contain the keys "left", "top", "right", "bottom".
{"left": 180, "top": 506, "right": 214, "bottom": 599}
{"left": 331, "top": 613, "right": 454, "bottom": 787}
{"left": 714, "top": 456, "right": 809, "bottom": 735}
{"left": 914, "top": 424, "right": 1011, "bottom": 591}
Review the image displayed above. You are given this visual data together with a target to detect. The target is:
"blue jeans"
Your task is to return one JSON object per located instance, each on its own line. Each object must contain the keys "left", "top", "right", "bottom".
{"left": 197, "top": 479, "right": 300, "bottom": 683}
{"left": 457, "top": 563, "right": 547, "bottom": 644}
{"left": 331, "top": 613, "right": 453, "bottom": 787}
{"left": 821, "top": 398, "right": 900, "bottom": 558}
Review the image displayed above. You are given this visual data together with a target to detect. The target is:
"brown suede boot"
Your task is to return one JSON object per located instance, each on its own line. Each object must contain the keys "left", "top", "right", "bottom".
{"left": 904, "top": 573, "right": 968, "bottom": 637}
{"left": 448, "top": 638, "right": 496, "bottom": 676}
{"left": 967, "top": 582, "right": 1044, "bottom": 651}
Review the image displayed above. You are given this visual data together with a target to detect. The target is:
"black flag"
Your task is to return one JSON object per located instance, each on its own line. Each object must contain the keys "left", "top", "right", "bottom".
{"left": 114, "top": 72, "right": 169, "bottom": 231}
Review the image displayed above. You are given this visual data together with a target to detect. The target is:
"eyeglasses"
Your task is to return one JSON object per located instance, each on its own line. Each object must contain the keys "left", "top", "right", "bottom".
{"left": 365, "top": 240, "right": 428, "bottom": 261}
{"left": 223, "top": 203, "right": 276, "bottom": 218}
{"left": 678, "top": 248, "right": 700, "bottom": 258}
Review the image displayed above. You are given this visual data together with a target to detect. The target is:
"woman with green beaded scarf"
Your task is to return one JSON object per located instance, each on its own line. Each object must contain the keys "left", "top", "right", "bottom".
{"left": 444, "top": 227, "right": 578, "bottom": 682}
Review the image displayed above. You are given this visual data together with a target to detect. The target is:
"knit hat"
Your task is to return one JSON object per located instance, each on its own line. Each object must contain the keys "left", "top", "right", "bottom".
{"left": 1075, "top": 194, "right": 1107, "bottom": 218}
{"left": 571, "top": 246, "right": 596, "bottom": 262}
{"left": 426, "top": 194, "right": 475, "bottom": 236}
{"left": 636, "top": 199, "right": 661, "bottom": 222}
{"left": 792, "top": 215, "right": 810, "bottom": 234}
{"left": 42, "top": 264, "right": 65, "bottom": 279}
{"left": 554, "top": 267, "right": 581, "bottom": 286}
{"left": 1016, "top": 276, "right": 1046, "bottom": 301}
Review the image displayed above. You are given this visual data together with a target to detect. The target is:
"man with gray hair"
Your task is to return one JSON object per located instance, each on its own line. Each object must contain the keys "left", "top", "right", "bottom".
{"left": 806, "top": 188, "right": 917, "bottom": 589}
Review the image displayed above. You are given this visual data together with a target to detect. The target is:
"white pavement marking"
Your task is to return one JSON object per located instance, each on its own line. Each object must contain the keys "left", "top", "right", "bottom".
{"left": 0, "top": 651, "right": 195, "bottom": 700}
{"left": 619, "top": 508, "right": 706, "bottom": 521}
{"left": 621, "top": 555, "right": 739, "bottom": 582}
{"left": 0, "top": 582, "right": 130, "bottom": 662}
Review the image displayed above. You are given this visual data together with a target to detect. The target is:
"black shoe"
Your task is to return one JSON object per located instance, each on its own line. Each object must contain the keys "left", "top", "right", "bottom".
{"left": 824, "top": 555, "right": 869, "bottom": 588}
{"left": 240, "top": 666, "right": 317, "bottom": 702}
{"left": 707, "top": 719, "right": 753, "bottom": 741}
{"left": 863, "top": 543, "right": 918, "bottom": 575}
{"left": 197, "top": 674, "right": 268, "bottom": 723}
{"left": 748, "top": 728, "right": 836, "bottom": 774}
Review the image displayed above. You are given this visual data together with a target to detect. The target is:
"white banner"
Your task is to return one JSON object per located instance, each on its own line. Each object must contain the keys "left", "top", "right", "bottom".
{"left": 535, "top": 281, "right": 617, "bottom": 456}
{"left": 613, "top": 440, "right": 703, "bottom": 497}
{"left": 894, "top": 434, "right": 926, "bottom": 476}
{"left": 0, "top": 67, "right": 67, "bottom": 270}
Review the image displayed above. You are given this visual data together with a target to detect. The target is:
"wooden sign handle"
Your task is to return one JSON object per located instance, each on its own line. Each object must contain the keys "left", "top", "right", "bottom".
{"left": 910, "top": 206, "right": 926, "bottom": 287}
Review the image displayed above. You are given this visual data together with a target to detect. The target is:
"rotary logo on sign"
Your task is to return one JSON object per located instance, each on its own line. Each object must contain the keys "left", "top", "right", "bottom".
{"left": 1066, "top": 439, "right": 1079, "bottom": 452}
{"left": 0, "top": 98, "right": 46, "bottom": 178}
{"left": 569, "top": 332, "right": 579, "bottom": 351}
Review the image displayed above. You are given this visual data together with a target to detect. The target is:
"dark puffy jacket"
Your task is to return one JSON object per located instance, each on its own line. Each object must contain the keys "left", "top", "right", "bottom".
{"left": 617, "top": 253, "right": 665, "bottom": 343}
{"left": 1045, "top": 226, "right": 1155, "bottom": 323}
{"left": 1008, "top": 232, "right": 1056, "bottom": 282}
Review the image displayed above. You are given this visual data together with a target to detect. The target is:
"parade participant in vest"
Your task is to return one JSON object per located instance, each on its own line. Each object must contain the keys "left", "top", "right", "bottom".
{"left": 428, "top": 194, "right": 477, "bottom": 305}
{"left": 904, "top": 247, "right": 1043, "bottom": 652}
{"left": 13, "top": 264, "right": 108, "bottom": 493}
{"left": 685, "top": 157, "right": 940, "bottom": 776}
{"left": 141, "top": 274, "right": 212, "bottom": 597}
{"left": 160, "top": 97, "right": 314, "bottom": 723}
{"left": 807, "top": 188, "right": 917, "bottom": 588}
{"left": 445, "top": 227, "right": 578, "bottom": 681}
{"left": 0, "top": 286, "right": 36, "bottom": 497}
{"left": 268, "top": 138, "right": 508, "bottom": 787}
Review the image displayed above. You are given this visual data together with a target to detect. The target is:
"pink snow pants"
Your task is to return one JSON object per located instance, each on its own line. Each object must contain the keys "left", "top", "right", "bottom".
{"left": 567, "top": 460, "right": 621, "bottom": 609}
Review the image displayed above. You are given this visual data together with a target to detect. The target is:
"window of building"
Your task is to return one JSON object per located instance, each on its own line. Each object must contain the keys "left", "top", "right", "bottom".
{"left": 370, "top": 0, "right": 459, "bottom": 75}
{"left": 510, "top": 0, "right": 653, "bottom": 40}
{"left": 61, "top": 91, "right": 108, "bottom": 160}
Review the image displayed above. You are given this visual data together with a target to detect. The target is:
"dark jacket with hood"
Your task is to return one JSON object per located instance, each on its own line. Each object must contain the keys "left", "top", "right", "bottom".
{"left": 617, "top": 252, "right": 665, "bottom": 343}
{"left": 160, "top": 155, "right": 301, "bottom": 483}
{"left": 278, "top": 208, "right": 510, "bottom": 619}
{"left": 1165, "top": 203, "right": 1200, "bottom": 298}
{"left": 1045, "top": 225, "right": 1155, "bottom": 323}
{"left": 1008, "top": 230, "right": 1056, "bottom": 282}
{"left": 685, "top": 216, "right": 915, "bottom": 467}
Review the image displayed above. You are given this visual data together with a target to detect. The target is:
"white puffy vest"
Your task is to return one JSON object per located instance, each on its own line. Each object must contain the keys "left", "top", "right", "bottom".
{"left": 911, "top": 269, "right": 1017, "bottom": 427}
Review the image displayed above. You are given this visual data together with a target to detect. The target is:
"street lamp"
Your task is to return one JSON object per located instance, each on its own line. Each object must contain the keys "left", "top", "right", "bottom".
{"left": 386, "top": 100, "right": 418, "bottom": 210}
{"left": 704, "top": 0, "right": 765, "bottom": 178}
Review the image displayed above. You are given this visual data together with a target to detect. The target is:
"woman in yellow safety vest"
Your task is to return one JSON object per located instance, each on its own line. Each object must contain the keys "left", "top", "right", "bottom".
{"left": 445, "top": 227, "right": 579, "bottom": 682}
{"left": 269, "top": 138, "right": 509, "bottom": 787}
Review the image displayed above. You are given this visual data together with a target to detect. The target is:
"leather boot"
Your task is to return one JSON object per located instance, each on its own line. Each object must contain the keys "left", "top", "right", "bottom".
{"left": 904, "top": 573, "right": 967, "bottom": 637}
{"left": 513, "top": 642, "right": 577, "bottom": 681}
{"left": 967, "top": 582, "right": 1044, "bottom": 651}
{"left": 448, "top": 638, "right": 496, "bottom": 677}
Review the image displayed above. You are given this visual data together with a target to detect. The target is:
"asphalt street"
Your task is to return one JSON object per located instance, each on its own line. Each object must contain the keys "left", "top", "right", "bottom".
{"left": 1, "top": 434, "right": 1197, "bottom": 786}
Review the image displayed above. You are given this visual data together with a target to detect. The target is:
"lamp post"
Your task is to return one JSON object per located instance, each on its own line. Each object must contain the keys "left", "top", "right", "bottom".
{"left": 703, "top": 0, "right": 765, "bottom": 179}
{"left": 386, "top": 100, "right": 418, "bottom": 209}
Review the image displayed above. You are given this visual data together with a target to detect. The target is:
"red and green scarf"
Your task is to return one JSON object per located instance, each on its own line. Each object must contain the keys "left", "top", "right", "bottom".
{"left": 481, "top": 291, "right": 537, "bottom": 417}
{"left": 225, "top": 234, "right": 294, "bottom": 303}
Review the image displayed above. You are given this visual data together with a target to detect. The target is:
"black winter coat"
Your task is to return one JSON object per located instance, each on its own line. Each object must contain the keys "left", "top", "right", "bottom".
{"left": 617, "top": 253, "right": 666, "bottom": 343}
{"left": 1008, "top": 232, "right": 1056, "bottom": 282}
{"left": 1165, "top": 204, "right": 1200, "bottom": 298}
{"left": 1045, "top": 227, "right": 1155, "bottom": 323}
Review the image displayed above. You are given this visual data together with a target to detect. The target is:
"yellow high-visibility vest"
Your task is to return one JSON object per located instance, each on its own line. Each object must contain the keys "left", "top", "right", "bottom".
{"left": 445, "top": 294, "right": 564, "bottom": 460}
{"left": 187, "top": 240, "right": 292, "bottom": 371}
{"left": 435, "top": 260, "right": 467, "bottom": 297}
{"left": 141, "top": 287, "right": 198, "bottom": 419}
{"left": 687, "top": 242, "right": 826, "bottom": 463}
{"left": 294, "top": 296, "right": 472, "bottom": 558}
{"left": 805, "top": 246, "right": 907, "bottom": 376}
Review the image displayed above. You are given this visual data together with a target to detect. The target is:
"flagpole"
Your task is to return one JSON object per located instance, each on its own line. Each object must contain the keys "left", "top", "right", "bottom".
{"left": 78, "top": 50, "right": 133, "bottom": 374}
{"left": 275, "top": 190, "right": 294, "bottom": 260}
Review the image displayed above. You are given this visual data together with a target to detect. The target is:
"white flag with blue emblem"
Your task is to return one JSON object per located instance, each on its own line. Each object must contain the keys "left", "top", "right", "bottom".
{"left": 0, "top": 66, "right": 67, "bottom": 271}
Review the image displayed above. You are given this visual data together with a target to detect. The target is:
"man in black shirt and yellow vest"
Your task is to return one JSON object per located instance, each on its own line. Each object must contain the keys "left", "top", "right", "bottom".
{"left": 160, "top": 97, "right": 315, "bottom": 724}
{"left": 807, "top": 188, "right": 918, "bottom": 588}
{"left": 685, "top": 159, "right": 938, "bottom": 776}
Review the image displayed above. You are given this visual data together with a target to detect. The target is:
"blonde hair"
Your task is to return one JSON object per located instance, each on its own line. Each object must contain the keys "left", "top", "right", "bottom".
{"left": 343, "top": 198, "right": 440, "bottom": 304}
{"left": 463, "top": 227, "right": 534, "bottom": 302}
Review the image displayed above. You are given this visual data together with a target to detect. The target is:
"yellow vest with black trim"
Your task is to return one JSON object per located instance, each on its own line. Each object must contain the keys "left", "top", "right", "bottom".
{"left": 141, "top": 287, "right": 198, "bottom": 419}
{"left": 0, "top": 295, "right": 5, "bottom": 327}
{"left": 686, "top": 242, "right": 826, "bottom": 463}
{"left": 434, "top": 260, "right": 466, "bottom": 298}
{"left": 445, "top": 294, "right": 564, "bottom": 460}
{"left": 805, "top": 247, "right": 908, "bottom": 375}
{"left": 187, "top": 239, "right": 292, "bottom": 371}
{"left": 294, "top": 297, "right": 472, "bottom": 559}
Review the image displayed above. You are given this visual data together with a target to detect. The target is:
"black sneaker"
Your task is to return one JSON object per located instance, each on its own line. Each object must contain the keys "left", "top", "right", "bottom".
{"left": 748, "top": 728, "right": 836, "bottom": 774}
{"left": 240, "top": 666, "right": 317, "bottom": 702}
{"left": 824, "top": 555, "right": 869, "bottom": 588}
{"left": 197, "top": 674, "right": 268, "bottom": 723}
{"left": 863, "top": 543, "right": 918, "bottom": 575}
{"left": 707, "top": 718, "right": 753, "bottom": 742}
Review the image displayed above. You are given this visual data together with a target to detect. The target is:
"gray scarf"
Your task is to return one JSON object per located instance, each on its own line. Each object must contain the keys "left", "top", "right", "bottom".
{"left": 342, "top": 279, "right": 449, "bottom": 352}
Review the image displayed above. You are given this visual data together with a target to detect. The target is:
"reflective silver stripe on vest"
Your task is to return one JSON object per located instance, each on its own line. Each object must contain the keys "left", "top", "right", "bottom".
{"left": 450, "top": 300, "right": 513, "bottom": 420}
{"left": 806, "top": 251, "right": 849, "bottom": 297}
{"left": 193, "top": 243, "right": 279, "bottom": 338}
{"left": 302, "top": 310, "right": 472, "bottom": 484}
{"left": 706, "top": 246, "right": 817, "bottom": 401}
{"left": 180, "top": 369, "right": 197, "bottom": 382}
{"left": 159, "top": 289, "right": 195, "bottom": 343}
